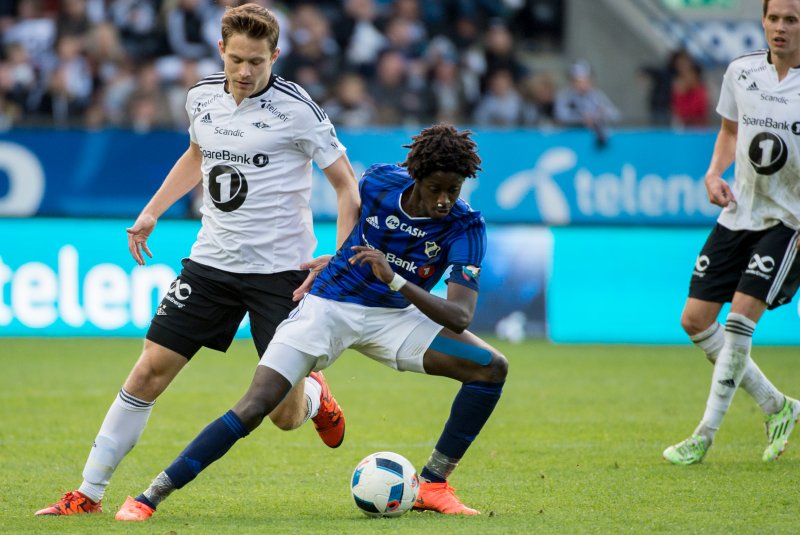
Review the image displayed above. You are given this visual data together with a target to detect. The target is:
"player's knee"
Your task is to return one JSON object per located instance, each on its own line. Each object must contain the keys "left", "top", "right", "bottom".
{"left": 234, "top": 395, "right": 273, "bottom": 431}
{"left": 487, "top": 352, "right": 508, "bottom": 383}
{"left": 268, "top": 410, "right": 301, "bottom": 431}
{"left": 680, "top": 311, "right": 710, "bottom": 336}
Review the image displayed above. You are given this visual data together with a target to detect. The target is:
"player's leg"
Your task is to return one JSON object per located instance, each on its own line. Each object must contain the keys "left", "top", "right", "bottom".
{"left": 36, "top": 261, "right": 246, "bottom": 516}
{"left": 33, "top": 341, "right": 185, "bottom": 516}
{"left": 115, "top": 344, "right": 317, "bottom": 521}
{"left": 364, "top": 312, "right": 505, "bottom": 516}
{"left": 682, "top": 298, "right": 784, "bottom": 419}
{"left": 414, "top": 330, "right": 507, "bottom": 515}
{"left": 247, "top": 272, "right": 345, "bottom": 447}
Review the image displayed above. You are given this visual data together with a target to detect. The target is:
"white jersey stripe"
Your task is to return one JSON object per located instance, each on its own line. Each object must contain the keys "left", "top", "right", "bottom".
{"left": 767, "top": 229, "right": 799, "bottom": 304}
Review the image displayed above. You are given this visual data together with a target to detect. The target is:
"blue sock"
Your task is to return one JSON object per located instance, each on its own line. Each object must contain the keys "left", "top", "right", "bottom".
{"left": 421, "top": 381, "right": 504, "bottom": 483}
{"left": 164, "top": 410, "right": 249, "bottom": 489}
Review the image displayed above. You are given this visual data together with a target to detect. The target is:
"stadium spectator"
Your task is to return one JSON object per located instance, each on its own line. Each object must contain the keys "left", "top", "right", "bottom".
{"left": 113, "top": 123, "right": 508, "bottom": 521}
{"left": 369, "top": 47, "right": 425, "bottom": 125}
{"left": 663, "top": 0, "right": 800, "bottom": 467}
{"left": 41, "top": 34, "right": 94, "bottom": 125}
{"left": 554, "top": 60, "right": 620, "bottom": 147}
{"left": 519, "top": 71, "right": 557, "bottom": 126}
{"left": 425, "top": 52, "right": 467, "bottom": 124}
{"left": 323, "top": 71, "right": 376, "bottom": 127}
{"left": 670, "top": 49, "right": 709, "bottom": 128}
{"left": 165, "top": 0, "right": 216, "bottom": 61}
{"left": 34, "top": 3, "right": 359, "bottom": 518}
{"left": 109, "top": 0, "right": 163, "bottom": 61}
{"left": 473, "top": 68, "right": 522, "bottom": 127}
{"left": 335, "top": 0, "right": 387, "bottom": 76}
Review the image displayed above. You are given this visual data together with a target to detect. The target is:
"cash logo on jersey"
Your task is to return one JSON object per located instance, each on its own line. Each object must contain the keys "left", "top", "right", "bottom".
{"left": 385, "top": 215, "right": 427, "bottom": 237}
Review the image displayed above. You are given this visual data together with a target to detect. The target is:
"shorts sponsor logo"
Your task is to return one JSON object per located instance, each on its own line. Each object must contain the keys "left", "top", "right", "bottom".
{"left": 165, "top": 279, "right": 191, "bottom": 308}
{"left": 693, "top": 255, "right": 710, "bottom": 277}
{"left": 746, "top": 254, "right": 775, "bottom": 280}
{"left": 156, "top": 304, "right": 167, "bottom": 316}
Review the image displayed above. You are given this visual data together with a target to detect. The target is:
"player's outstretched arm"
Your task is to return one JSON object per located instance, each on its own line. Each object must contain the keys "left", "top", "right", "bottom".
{"left": 349, "top": 246, "right": 477, "bottom": 333}
{"left": 704, "top": 118, "right": 737, "bottom": 208}
{"left": 127, "top": 143, "right": 203, "bottom": 265}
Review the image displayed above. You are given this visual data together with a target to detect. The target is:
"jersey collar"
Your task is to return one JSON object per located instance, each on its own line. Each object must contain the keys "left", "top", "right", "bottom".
{"left": 223, "top": 74, "right": 277, "bottom": 101}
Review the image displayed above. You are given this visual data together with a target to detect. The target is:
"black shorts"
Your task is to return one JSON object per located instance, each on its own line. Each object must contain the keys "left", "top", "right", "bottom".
{"left": 689, "top": 223, "right": 800, "bottom": 310}
{"left": 146, "top": 259, "right": 307, "bottom": 359}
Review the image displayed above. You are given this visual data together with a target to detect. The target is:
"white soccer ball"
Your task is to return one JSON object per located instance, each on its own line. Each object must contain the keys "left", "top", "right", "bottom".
{"left": 351, "top": 451, "right": 419, "bottom": 517}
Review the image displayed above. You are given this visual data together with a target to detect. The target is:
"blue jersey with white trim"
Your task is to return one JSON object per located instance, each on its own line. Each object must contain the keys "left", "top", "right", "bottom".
{"left": 311, "top": 164, "right": 486, "bottom": 308}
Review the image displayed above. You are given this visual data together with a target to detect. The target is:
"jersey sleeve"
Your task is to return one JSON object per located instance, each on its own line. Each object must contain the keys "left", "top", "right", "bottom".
{"left": 445, "top": 215, "right": 487, "bottom": 292}
{"left": 185, "top": 90, "right": 198, "bottom": 143}
{"left": 716, "top": 62, "right": 737, "bottom": 122}
{"left": 295, "top": 117, "right": 347, "bottom": 170}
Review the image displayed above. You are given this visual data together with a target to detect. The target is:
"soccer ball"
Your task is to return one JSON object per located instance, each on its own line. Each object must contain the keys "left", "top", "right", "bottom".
{"left": 350, "top": 451, "right": 419, "bottom": 517}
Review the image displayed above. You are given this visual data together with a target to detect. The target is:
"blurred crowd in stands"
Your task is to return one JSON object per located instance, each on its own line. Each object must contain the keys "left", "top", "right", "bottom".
{"left": 0, "top": 0, "right": 709, "bottom": 132}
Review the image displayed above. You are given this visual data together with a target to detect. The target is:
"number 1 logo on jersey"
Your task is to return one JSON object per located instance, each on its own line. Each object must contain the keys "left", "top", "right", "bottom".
{"left": 748, "top": 132, "right": 788, "bottom": 175}
{"left": 209, "top": 164, "right": 248, "bottom": 212}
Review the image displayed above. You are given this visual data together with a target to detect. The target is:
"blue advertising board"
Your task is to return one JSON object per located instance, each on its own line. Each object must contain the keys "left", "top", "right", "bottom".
{"left": 0, "top": 219, "right": 550, "bottom": 338}
{"left": 0, "top": 129, "right": 722, "bottom": 225}
{"left": 547, "top": 227, "right": 800, "bottom": 345}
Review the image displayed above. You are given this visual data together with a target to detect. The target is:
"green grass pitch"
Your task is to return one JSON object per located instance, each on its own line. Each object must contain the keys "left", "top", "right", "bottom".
{"left": 2, "top": 338, "right": 799, "bottom": 534}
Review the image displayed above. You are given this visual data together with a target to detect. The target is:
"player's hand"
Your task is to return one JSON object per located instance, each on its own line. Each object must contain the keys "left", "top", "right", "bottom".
{"left": 704, "top": 174, "right": 735, "bottom": 208}
{"left": 293, "top": 255, "right": 333, "bottom": 301}
{"left": 126, "top": 213, "right": 156, "bottom": 265}
{"left": 349, "top": 246, "right": 394, "bottom": 284}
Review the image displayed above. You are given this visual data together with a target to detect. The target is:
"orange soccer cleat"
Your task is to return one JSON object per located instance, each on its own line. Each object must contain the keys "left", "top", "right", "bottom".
{"left": 34, "top": 491, "right": 102, "bottom": 516}
{"left": 413, "top": 481, "right": 480, "bottom": 515}
{"left": 114, "top": 496, "right": 154, "bottom": 521}
{"left": 309, "top": 371, "right": 345, "bottom": 448}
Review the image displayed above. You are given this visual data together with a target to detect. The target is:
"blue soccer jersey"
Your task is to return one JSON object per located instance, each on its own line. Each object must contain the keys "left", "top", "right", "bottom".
{"left": 311, "top": 164, "right": 487, "bottom": 308}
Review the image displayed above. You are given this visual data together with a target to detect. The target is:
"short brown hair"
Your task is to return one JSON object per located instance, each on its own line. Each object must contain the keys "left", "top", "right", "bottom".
{"left": 221, "top": 3, "right": 280, "bottom": 51}
{"left": 764, "top": 0, "right": 770, "bottom": 16}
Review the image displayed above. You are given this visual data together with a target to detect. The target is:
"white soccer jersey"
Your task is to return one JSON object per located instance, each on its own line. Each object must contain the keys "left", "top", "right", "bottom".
{"left": 717, "top": 50, "right": 800, "bottom": 231}
{"left": 185, "top": 72, "right": 346, "bottom": 273}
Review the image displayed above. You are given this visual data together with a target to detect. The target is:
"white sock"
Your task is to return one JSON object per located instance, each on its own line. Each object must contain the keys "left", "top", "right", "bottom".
{"left": 78, "top": 389, "right": 154, "bottom": 502}
{"left": 304, "top": 375, "right": 322, "bottom": 422}
{"left": 695, "top": 313, "right": 755, "bottom": 441}
{"left": 691, "top": 321, "right": 783, "bottom": 415}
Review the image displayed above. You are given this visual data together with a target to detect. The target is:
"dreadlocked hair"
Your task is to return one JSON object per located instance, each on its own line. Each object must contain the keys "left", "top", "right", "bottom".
{"left": 401, "top": 124, "right": 481, "bottom": 181}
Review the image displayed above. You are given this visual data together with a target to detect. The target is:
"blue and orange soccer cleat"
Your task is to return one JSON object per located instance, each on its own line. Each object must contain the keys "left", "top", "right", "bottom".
{"left": 34, "top": 491, "right": 102, "bottom": 516}
{"left": 310, "top": 371, "right": 346, "bottom": 448}
{"left": 114, "top": 496, "right": 154, "bottom": 521}
{"left": 413, "top": 481, "right": 480, "bottom": 515}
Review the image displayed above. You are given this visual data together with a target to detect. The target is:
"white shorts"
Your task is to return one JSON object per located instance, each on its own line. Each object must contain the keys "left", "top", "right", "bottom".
{"left": 259, "top": 293, "right": 442, "bottom": 381}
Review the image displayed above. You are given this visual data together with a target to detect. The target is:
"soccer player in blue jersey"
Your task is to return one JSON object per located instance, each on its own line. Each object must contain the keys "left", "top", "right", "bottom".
{"left": 115, "top": 123, "right": 508, "bottom": 520}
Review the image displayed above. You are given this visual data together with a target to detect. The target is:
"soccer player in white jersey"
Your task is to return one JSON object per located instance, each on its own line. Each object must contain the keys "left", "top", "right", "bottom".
{"left": 663, "top": 0, "right": 800, "bottom": 465}
{"left": 113, "top": 124, "right": 508, "bottom": 521}
{"left": 35, "top": 3, "right": 359, "bottom": 516}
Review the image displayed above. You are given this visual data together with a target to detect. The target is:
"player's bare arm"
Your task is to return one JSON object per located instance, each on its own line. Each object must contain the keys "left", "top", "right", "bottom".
{"left": 324, "top": 155, "right": 360, "bottom": 247}
{"left": 703, "top": 118, "right": 737, "bottom": 208}
{"left": 349, "top": 245, "right": 477, "bottom": 333}
{"left": 292, "top": 155, "right": 360, "bottom": 300}
{"left": 127, "top": 142, "right": 203, "bottom": 265}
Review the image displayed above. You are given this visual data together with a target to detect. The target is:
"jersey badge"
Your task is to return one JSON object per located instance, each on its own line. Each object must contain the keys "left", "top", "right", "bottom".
{"left": 252, "top": 121, "right": 270, "bottom": 129}
{"left": 424, "top": 241, "right": 441, "bottom": 259}
{"left": 462, "top": 265, "right": 481, "bottom": 281}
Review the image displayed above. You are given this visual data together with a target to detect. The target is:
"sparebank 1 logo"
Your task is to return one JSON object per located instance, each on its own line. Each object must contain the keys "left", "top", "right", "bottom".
{"left": 0, "top": 142, "right": 46, "bottom": 216}
{"left": 496, "top": 148, "right": 575, "bottom": 224}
